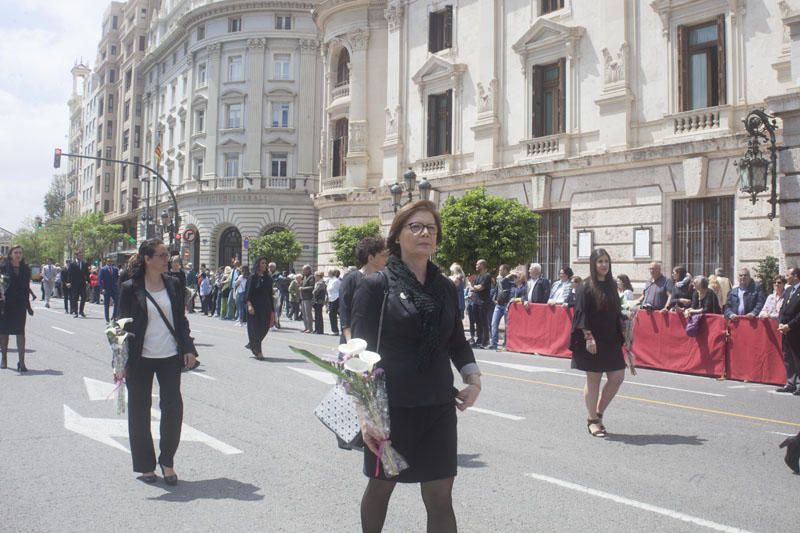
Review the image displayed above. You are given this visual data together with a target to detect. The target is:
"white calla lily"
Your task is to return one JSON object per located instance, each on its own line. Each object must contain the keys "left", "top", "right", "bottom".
{"left": 344, "top": 357, "right": 370, "bottom": 374}
{"left": 359, "top": 350, "right": 381, "bottom": 371}
{"left": 338, "top": 338, "right": 368, "bottom": 356}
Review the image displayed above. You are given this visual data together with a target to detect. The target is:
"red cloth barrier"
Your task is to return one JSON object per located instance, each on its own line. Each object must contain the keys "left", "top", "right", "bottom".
{"left": 727, "top": 317, "right": 786, "bottom": 386}
{"left": 631, "top": 311, "right": 727, "bottom": 378}
{"left": 506, "top": 303, "right": 573, "bottom": 358}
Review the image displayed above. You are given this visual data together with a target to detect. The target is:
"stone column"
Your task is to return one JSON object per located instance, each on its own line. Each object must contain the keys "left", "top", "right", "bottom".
{"left": 244, "top": 38, "right": 266, "bottom": 180}
{"left": 298, "top": 39, "right": 319, "bottom": 179}
{"left": 183, "top": 53, "right": 195, "bottom": 182}
{"left": 204, "top": 43, "right": 221, "bottom": 180}
{"left": 346, "top": 29, "right": 370, "bottom": 189}
{"left": 382, "top": 3, "right": 404, "bottom": 185}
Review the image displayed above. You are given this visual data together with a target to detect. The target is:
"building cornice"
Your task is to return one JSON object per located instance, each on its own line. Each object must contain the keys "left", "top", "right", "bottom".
{"left": 312, "top": 0, "right": 378, "bottom": 28}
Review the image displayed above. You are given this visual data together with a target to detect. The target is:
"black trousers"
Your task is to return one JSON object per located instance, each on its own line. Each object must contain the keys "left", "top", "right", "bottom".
{"left": 313, "top": 303, "right": 325, "bottom": 334}
{"left": 783, "top": 336, "right": 800, "bottom": 388}
{"left": 63, "top": 286, "right": 72, "bottom": 313}
{"left": 70, "top": 284, "right": 86, "bottom": 315}
{"left": 126, "top": 355, "right": 183, "bottom": 473}
{"left": 328, "top": 299, "right": 340, "bottom": 334}
{"left": 475, "top": 303, "right": 490, "bottom": 345}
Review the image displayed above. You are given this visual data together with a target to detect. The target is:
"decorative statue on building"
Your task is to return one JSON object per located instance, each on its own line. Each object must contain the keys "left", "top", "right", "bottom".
{"left": 602, "top": 44, "right": 627, "bottom": 84}
{"left": 477, "top": 79, "right": 497, "bottom": 114}
{"left": 385, "top": 106, "right": 399, "bottom": 136}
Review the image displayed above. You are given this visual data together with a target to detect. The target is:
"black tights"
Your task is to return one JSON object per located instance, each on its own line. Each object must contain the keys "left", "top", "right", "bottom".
{"left": 0, "top": 334, "right": 25, "bottom": 366}
{"left": 360, "top": 477, "right": 456, "bottom": 533}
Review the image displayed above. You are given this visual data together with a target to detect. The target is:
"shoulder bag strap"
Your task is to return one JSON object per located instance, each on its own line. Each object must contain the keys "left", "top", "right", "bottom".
{"left": 376, "top": 271, "right": 389, "bottom": 353}
{"left": 144, "top": 290, "right": 180, "bottom": 344}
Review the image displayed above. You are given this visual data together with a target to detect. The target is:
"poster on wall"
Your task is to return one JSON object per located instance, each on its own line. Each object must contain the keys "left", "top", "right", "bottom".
{"left": 633, "top": 227, "right": 652, "bottom": 259}
{"left": 577, "top": 231, "right": 593, "bottom": 259}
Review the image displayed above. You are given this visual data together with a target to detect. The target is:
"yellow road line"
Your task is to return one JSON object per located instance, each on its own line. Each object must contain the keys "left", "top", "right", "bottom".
{"left": 483, "top": 371, "right": 800, "bottom": 429}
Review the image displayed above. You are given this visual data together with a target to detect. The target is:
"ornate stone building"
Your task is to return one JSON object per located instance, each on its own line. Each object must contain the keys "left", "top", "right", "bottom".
{"left": 139, "top": 0, "right": 322, "bottom": 268}
{"left": 313, "top": 0, "right": 799, "bottom": 284}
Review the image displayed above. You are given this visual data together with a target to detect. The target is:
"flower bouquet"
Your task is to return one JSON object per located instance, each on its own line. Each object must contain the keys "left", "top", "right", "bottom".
{"left": 290, "top": 339, "right": 409, "bottom": 478}
{"left": 105, "top": 318, "right": 134, "bottom": 414}
{"left": 0, "top": 272, "right": 9, "bottom": 317}
{"left": 620, "top": 297, "right": 637, "bottom": 376}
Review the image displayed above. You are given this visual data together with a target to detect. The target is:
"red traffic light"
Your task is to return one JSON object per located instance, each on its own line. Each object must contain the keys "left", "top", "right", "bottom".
{"left": 54, "top": 148, "right": 62, "bottom": 169}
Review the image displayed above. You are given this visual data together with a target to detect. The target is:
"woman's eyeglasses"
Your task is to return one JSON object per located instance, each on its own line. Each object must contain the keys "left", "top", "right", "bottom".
{"left": 152, "top": 252, "right": 170, "bottom": 259}
{"left": 407, "top": 223, "right": 438, "bottom": 236}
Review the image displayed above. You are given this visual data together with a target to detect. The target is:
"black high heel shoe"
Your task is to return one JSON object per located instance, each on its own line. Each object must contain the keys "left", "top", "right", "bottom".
{"left": 779, "top": 433, "right": 800, "bottom": 474}
{"left": 160, "top": 464, "right": 178, "bottom": 486}
{"left": 17, "top": 362, "right": 27, "bottom": 372}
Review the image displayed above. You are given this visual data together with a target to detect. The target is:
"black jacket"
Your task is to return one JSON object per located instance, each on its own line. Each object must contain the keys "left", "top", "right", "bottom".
{"left": 118, "top": 274, "right": 198, "bottom": 366}
{"left": 67, "top": 259, "right": 90, "bottom": 288}
{"left": 351, "top": 267, "right": 476, "bottom": 408}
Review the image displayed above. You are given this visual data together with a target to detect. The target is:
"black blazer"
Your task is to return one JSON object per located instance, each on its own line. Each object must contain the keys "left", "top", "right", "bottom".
{"left": 118, "top": 274, "right": 198, "bottom": 366}
{"left": 724, "top": 281, "right": 766, "bottom": 319}
{"left": 527, "top": 277, "right": 551, "bottom": 304}
{"left": 351, "top": 266, "right": 476, "bottom": 408}
{"left": 67, "top": 260, "right": 90, "bottom": 288}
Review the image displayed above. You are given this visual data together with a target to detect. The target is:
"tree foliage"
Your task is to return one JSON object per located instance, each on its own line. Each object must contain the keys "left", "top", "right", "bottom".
{"left": 249, "top": 229, "right": 303, "bottom": 270}
{"left": 330, "top": 220, "right": 382, "bottom": 268}
{"left": 43, "top": 174, "right": 66, "bottom": 221}
{"left": 70, "top": 212, "right": 125, "bottom": 261}
{"left": 436, "top": 188, "right": 539, "bottom": 273}
{"left": 12, "top": 216, "right": 75, "bottom": 264}
{"left": 754, "top": 255, "right": 780, "bottom": 295}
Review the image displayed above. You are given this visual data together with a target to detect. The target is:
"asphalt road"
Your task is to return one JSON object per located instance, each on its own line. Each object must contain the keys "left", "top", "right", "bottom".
{"left": 1, "top": 296, "right": 797, "bottom": 532}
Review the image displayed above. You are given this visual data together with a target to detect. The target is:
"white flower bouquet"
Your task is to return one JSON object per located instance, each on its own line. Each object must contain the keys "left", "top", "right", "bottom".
{"left": 105, "top": 318, "right": 134, "bottom": 414}
{"left": 620, "top": 297, "right": 637, "bottom": 375}
{"left": 0, "top": 273, "right": 9, "bottom": 317}
{"left": 291, "top": 338, "right": 409, "bottom": 478}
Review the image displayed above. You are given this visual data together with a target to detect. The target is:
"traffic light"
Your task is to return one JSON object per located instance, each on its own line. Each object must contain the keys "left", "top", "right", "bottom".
{"left": 34, "top": 216, "right": 43, "bottom": 230}
{"left": 54, "top": 148, "right": 62, "bottom": 168}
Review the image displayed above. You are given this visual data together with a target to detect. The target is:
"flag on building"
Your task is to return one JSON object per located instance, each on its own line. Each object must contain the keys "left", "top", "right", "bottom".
{"left": 154, "top": 143, "right": 163, "bottom": 163}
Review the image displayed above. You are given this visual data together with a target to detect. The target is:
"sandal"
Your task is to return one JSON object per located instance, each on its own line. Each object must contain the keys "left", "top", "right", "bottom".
{"left": 587, "top": 418, "right": 606, "bottom": 437}
{"left": 597, "top": 412, "right": 607, "bottom": 434}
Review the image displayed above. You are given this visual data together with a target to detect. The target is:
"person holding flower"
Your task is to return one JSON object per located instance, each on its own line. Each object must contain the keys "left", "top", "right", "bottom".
{"left": 570, "top": 248, "right": 626, "bottom": 438}
{"left": 118, "top": 238, "right": 198, "bottom": 485}
{"left": 0, "top": 245, "right": 33, "bottom": 371}
{"left": 351, "top": 200, "right": 481, "bottom": 533}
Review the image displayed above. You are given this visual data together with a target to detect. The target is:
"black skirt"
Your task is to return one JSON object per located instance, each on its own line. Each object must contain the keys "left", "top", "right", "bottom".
{"left": 363, "top": 401, "right": 457, "bottom": 483}
{"left": 0, "top": 300, "right": 27, "bottom": 335}
{"left": 570, "top": 339, "right": 626, "bottom": 373}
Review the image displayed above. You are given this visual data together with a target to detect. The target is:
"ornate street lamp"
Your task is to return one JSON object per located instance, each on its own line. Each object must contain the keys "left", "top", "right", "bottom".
{"left": 390, "top": 167, "right": 435, "bottom": 212}
{"left": 735, "top": 109, "right": 779, "bottom": 220}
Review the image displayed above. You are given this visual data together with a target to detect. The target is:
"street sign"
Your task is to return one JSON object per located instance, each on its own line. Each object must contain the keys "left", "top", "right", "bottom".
{"left": 183, "top": 228, "right": 196, "bottom": 242}
{"left": 243, "top": 236, "right": 249, "bottom": 250}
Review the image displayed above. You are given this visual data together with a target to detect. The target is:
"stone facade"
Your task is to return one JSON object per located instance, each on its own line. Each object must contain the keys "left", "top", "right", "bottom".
{"left": 0, "top": 227, "right": 14, "bottom": 257}
{"left": 312, "top": 0, "right": 799, "bottom": 284}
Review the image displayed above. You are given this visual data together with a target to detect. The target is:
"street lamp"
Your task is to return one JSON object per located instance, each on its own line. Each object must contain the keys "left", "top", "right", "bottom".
{"left": 390, "top": 167, "right": 435, "bottom": 212}
{"left": 735, "top": 109, "right": 779, "bottom": 220}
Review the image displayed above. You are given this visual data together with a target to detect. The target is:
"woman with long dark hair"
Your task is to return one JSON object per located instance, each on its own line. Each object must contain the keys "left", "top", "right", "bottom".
{"left": 352, "top": 200, "right": 481, "bottom": 532}
{"left": 118, "top": 239, "right": 198, "bottom": 484}
{"left": 570, "top": 248, "right": 625, "bottom": 437}
{"left": 245, "top": 257, "right": 273, "bottom": 360}
{"left": 0, "top": 245, "right": 33, "bottom": 371}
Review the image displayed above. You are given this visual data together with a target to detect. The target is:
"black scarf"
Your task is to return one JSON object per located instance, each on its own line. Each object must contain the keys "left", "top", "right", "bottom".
{"left": 385, "top": 255, "right": 445, "bottom": 371}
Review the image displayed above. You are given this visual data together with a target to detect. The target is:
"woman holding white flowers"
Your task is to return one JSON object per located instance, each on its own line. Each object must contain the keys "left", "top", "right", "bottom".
{"left": 118, "top": 238, "right": 198, "bottom": 485}
{"left": 352, "top": 200, "right": 481, "bottom": 533}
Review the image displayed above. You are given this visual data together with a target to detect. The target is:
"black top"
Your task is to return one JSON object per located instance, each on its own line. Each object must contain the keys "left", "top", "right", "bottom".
{"left": 300, "top": 275, "right": 314, "bottom": 300}
{"left": 569, "top": 279, "right": 624, "bottom": 351}
{"left": 691, "top": 290, "right": 721, "bottom": 314}
{"left": 168, "top": 270, "right": 187, "bottom": 294}
{"left": 473, "top": 272, "right": 491, "bottom": 303}
{"left": 118, "top": 274, "right": 198, "bottom": 366}
{"left": 338, "top": 270, "right": 364, "bottom": 330}
{"left": 352, "top": 267, "right": 476, "bottom": 408}
{"left": 669, "top": 281, "right": 695, "bottom": 310}
{"left": 66, "top": 259, "right": 90, "bottom": 288}
{"left": 312, "top": 280, "right": 327, "bottom": 305}
{"left": 1, "top": 262, "right": 31, "bottom": 304}
{"left": 246, "top": 273, "right": 274, "bottom": 315}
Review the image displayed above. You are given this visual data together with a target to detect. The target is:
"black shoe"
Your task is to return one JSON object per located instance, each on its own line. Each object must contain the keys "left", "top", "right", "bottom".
{"left": 779, "top": 433, "right": 800, "bottom": 474}
{"left": 160, "top": 465, "right": 178, "bottom": 486}
{"left": 138, "top": 473, "right": 158, "bottom": 484}
{"left": 73, "top": 314, "right": 79, "bottom": 318}
{"left": 776, "top": 386, "right": 797, "bottom": 393}
{"left": 80, "top": 312, "right": 87, "bottom": 317}
{"left": 17, "top": 362, "right": 27, "bottom": 372}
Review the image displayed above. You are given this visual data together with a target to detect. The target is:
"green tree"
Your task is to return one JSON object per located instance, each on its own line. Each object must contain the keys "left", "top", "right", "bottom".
{"left": 11, "top": 218, "right": 46, "bottom": 264}
{"left": 70, "top": 212, "right": 125, "bottom": 262}
{"left": 330, "top": 220, "right": 382, "bottom": 267}
{"left": 754, "top": 255, "right": 780, "bottom": 294}
{"left": 249, "top": 229, "right": 303, "bottom": 270}
{"left": 43, "top": 174, "right": 66, "bottom": 221}
{"left": 436, "top": 187, "right": 539, "bottom": 273}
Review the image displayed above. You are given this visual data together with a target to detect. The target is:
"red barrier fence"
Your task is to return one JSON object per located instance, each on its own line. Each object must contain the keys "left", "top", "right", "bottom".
{"left": 503, "top": 303, "right": 787, "bottom": 386}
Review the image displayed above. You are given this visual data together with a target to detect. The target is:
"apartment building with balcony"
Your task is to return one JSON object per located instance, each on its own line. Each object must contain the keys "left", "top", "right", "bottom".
{"left": 66, "top": 63, "right": 91, "bottom": 217}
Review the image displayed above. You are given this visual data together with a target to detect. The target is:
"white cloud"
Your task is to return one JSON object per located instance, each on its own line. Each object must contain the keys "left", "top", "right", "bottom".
{"left": 0, "top": 0, "right": 109, "bottom": 233}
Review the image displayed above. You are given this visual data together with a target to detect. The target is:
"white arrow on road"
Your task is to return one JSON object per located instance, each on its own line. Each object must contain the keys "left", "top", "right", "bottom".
{"left": 477, "top": 359, "right": 565, "bottom": 373}
{"left": 63, "top": 405, "right": 243, "bottom": 455}
{"left": 287, "top": 366, "right": 337, "bottom": 385}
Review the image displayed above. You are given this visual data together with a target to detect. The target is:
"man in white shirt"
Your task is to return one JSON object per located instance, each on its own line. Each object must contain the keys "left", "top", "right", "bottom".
{"left": 524, "top": 263, "right": 551, "bottom": 307}
{"left": 42, "top": 258, "right": 57, "bottom": 308}
{"left": 326, "top": 269, "right": 342, "bottom": 336}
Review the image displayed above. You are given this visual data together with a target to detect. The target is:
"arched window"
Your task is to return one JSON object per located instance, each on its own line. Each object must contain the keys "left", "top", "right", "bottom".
{"left": 332, "top": 118, "right": 348, "bottom": 177}
{"left": 336, "top": 48, "right": 350, "bottom": 87}
{"left": 218, "top": 226, "right": 242, "bottom": 268}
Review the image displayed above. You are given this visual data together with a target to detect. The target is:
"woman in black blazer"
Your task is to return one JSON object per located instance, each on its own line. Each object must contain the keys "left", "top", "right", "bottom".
{"left": 118, "top": 239, "right": 198, "bottom": 485}
{"left": 0, "top": 245, "right": 33, "bottom": 371}
{"left": 245, "top": 256, "right": 273, "bottom": 360}
{"left": 352, "top": 200, "right": 481, "bottom": 532}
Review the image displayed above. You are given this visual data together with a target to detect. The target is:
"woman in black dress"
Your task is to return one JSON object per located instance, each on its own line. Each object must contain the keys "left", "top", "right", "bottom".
{"left": 245, "top": 257, "right": 273, "bottom": 360}
{"left": 0, "top": 246, "right": 33, "bottom": 371}
{"left": 570, "top": 248, "right": 625, "bottom": 437}
{"left": 352, "top": 200, "right": 481, "bottom": 532}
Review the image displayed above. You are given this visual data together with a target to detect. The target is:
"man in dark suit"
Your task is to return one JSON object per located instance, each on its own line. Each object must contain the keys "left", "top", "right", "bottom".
{"left": 67, "top": 251, "right": 90, "bottom": 318}
{"left": 98, "top": 257, "right": 120, "bottom": 323}
{"left": 59, "top": 262, "right": 72, "bottom": 314}
{"left": 524, "top": 262, "right": 551, "bottom": 305}
{"left": 778, "top": 268, "right": 800, "bottom": 394}
{"left": 723, "top": 267, "right": 766, "bottom": 320}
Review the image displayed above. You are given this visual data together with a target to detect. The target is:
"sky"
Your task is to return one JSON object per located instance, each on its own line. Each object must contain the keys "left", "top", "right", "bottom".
{"left": 0, "top": 0, "right": 110, "bottom": 234}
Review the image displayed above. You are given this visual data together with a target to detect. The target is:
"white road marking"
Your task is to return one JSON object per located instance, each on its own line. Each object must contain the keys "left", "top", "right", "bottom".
{"left": 768, "top": 390, "right": 798, "bottom": 397}
{"left": 51, "top": 326, "right": 74, "bottom": 335}
{"left": 770, "top": 431, "right": 796, "bottom": 437}
{"left": 186, "top": 370, "right": 216, "bottom": 380}
{"left": 83, "top": 377, "right": 118, "bottom": 401}
{"left": 465, "top": 407, "right": 525, "bottom": 421}
{"left": 526, "top": 472, "right": 751, "bottom": 533}
{"left": 477, "top": 359, "right": 563, "bottom": 373}
{"left": 557, "top": 370, "right": 725, "bottom": 397}
{"left": 64, "top": 404, "right": 243, "bottom": 455}
{"left": 287, "top": 366, "right": 337, "bottom": 385}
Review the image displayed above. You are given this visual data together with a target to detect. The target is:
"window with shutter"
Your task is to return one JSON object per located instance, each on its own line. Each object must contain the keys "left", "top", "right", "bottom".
{"left": 532, "top": 61, "right": 564, "bottom": 137}
{"left": 679, "top": 18, "right": 725, "bottom": 111}
{"left": 540, "top": 0, "right": 565, "bottom": 15}
{"left": 332, "top": 119, "right": 348, "bottom": 177}
{"left": 428, "top": 6, "right": 453, "bottom": 53}
{"left": 426, "top": 91, "right": 453, "bottom": 157}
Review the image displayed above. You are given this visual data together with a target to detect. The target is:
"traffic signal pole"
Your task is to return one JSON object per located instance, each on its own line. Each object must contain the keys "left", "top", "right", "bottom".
{"left": 55, "top": 149, "right": 181, "bottom": 253}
